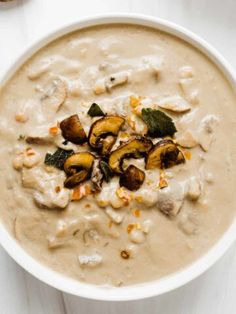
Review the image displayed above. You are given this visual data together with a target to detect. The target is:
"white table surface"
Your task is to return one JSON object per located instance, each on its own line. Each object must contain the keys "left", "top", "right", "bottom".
{"left": 0, "top": 0, "right": 236, "bottom": 313}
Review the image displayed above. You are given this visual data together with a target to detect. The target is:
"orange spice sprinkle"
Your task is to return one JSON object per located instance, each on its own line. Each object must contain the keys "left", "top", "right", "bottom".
{"left": 71, "top": 184, "right": 91, "bottom": 201}
{"left": 26, "top": 148, "right": 35, "bottom": 156}
{"left": 184, "top": 151, "right": 192, "bottom": 160}
{"left": 127, "top": 222, "right": 141, "bottom": 234}
{"left": 116, "top": 187, "right": 132, "bottom": 206}
{"left": 135, "top": 195, "right": 143, "bottom": 203}
{"left": 84, "top": 203, "right": 91, "bottom": 208}
{"left": 49, "top": 126, "right": 59, "bottom": 136}
{"left": 55, "top": 186, "right": 61, "bottom": 193}
{"left": 108, "top": 221, "right": 113, "bottom": 228}
{"left": 158, "top": 169, "right": 168, "bottom": 189}
{"left": 133, "top": 209, "right": 141, "bottom": 218}
{"left": 129, "top": 95, "right": 141, "bottom": 108}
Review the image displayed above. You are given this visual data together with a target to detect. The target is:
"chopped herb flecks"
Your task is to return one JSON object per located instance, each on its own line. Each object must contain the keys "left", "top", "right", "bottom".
{"left": 100, "top": 160, "right": 113, "bottom": 182}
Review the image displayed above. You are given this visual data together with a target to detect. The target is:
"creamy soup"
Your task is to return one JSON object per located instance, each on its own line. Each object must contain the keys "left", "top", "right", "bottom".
{"left": 0, "top": 24, "right": 236, "bottom": 286}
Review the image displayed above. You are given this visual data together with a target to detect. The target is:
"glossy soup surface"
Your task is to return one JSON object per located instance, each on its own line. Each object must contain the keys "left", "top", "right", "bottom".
{"left": 0, "top": 24, "right": 236, "bottom": 286}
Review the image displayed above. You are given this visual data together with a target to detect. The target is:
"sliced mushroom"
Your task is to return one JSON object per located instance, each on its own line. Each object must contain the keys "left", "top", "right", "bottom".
{"left": 109, "top": 137, "right": 153, "bottom": 174}
{"left": 146, "top": 139, "right": 185, "bottom": 170}
{"left": 64, "top": 170, "right": 88, "bottom": 189}
{"left": 120, "top": 165, "right": 145, "bottom": 191}
{"left": 60, "top": 114, "right": 87, "bottom": 144}
{"left": 88, "top": 116, "right": 125, "bottom": 155}
{"left": 41, "top": 78, "right": 67, "bottom": 111}
{"left": 158, "top": 95, "right": 191, "bottom": 113}
{"left": 64, "top": 152, "right": 95, "bottom": 188}
{"left": 100, "top": 135, "right": 116, "bottom": 156}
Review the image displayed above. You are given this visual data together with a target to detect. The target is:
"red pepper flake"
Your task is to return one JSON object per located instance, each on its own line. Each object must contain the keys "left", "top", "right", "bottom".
{"left": 55, "top": 186, "right": 61, "bottom": 193}
{"left": 71, "top": 184, "right": 92, "bottom": 201}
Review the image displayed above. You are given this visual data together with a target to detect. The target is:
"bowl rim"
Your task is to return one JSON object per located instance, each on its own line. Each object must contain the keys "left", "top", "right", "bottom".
{"left": 0, "top": 13, "right": 236, "bottom": 302}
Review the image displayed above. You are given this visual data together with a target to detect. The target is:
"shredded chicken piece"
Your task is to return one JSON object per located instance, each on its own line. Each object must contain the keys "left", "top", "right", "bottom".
{"left": 178, "top": 66, "right": 194, "bottom": 78}
{"left": 142, "top": 219, "right": 153, "bottom": 234}
{"left": 129, "top": 229, "right": 145, "bottom": 244}
{"left": 22, "top": 166, "right": 70, "bottom": 209}
{"left": 187, "top": 176, "right": 202, "bottom": 201}
{"left": 158, "top": 95, "right": 191, "bottom": 113}
{"left": 105, "top": 207, "right": 124, "bottom": 224}
{"left": 157, "top": 182, "right": 185, "bottom": 217}
{"left": 78, "top": 253, "right": 103, "bottom": 267}
{"left": 93, "top": 71, "right": 129, "bottom": 95}
{"left": 176, "top": 130, "right": 198, "bottom": 148}
{"left": 198, "top": 115, "right": 219, "bottom": 151}
{"left": 179, "top": 78, "right": 199, "bottom": 105}
{"left": 41, "top": 78, "right": 67, "bottom": 112}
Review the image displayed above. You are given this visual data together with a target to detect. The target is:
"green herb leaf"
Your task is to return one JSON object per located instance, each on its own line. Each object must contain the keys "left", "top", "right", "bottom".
{"left": 87, "top": 103, "right": 105, "bottom": 117}
{"left": 44, "top": 148, "right": 74, "bottom": 170}
{"left": 100, "top": 160, "right": 113, "bottom": 182}
{"left": 141, "top": 108, "right": 177, "bottom": 137}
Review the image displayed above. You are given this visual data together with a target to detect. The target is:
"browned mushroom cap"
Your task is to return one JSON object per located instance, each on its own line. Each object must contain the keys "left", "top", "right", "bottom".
{"left": 146, "top": 139, "right": 185, "bottom": 170}
{"left": 88, "top": 116, "right": 125, "bottom": 155}
{"left": 60, "top": 114, "right": 86, "bottom": 144}
{"left": 109, "top": 137, "right": 153, "bottom": 174}
{"left": 64, "top": 170, "right": 88, "bottom": 189}
{"left": 64, "top": 152, "right": 95, "bottom": 188}
{"left": 120, "top": 165, "right": 145, "bottom": 191}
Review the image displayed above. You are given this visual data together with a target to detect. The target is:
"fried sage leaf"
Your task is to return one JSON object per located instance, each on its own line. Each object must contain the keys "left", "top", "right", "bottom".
{"left": 87, "top": 103, "right": 105, "bottom": 117}
{"left": 141, "top": 108, "right": 177, "bottom": 137}
{"left": 100, "top": 160, "right": 113, "bottom": 182}
{"left": 44, "top": 148, "right": 74, "bottom": 170}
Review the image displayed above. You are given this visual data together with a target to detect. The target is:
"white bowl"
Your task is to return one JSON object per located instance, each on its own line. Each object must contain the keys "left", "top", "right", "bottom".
{"left": 0, "top": 13, "right": 236, "bottom": 302}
